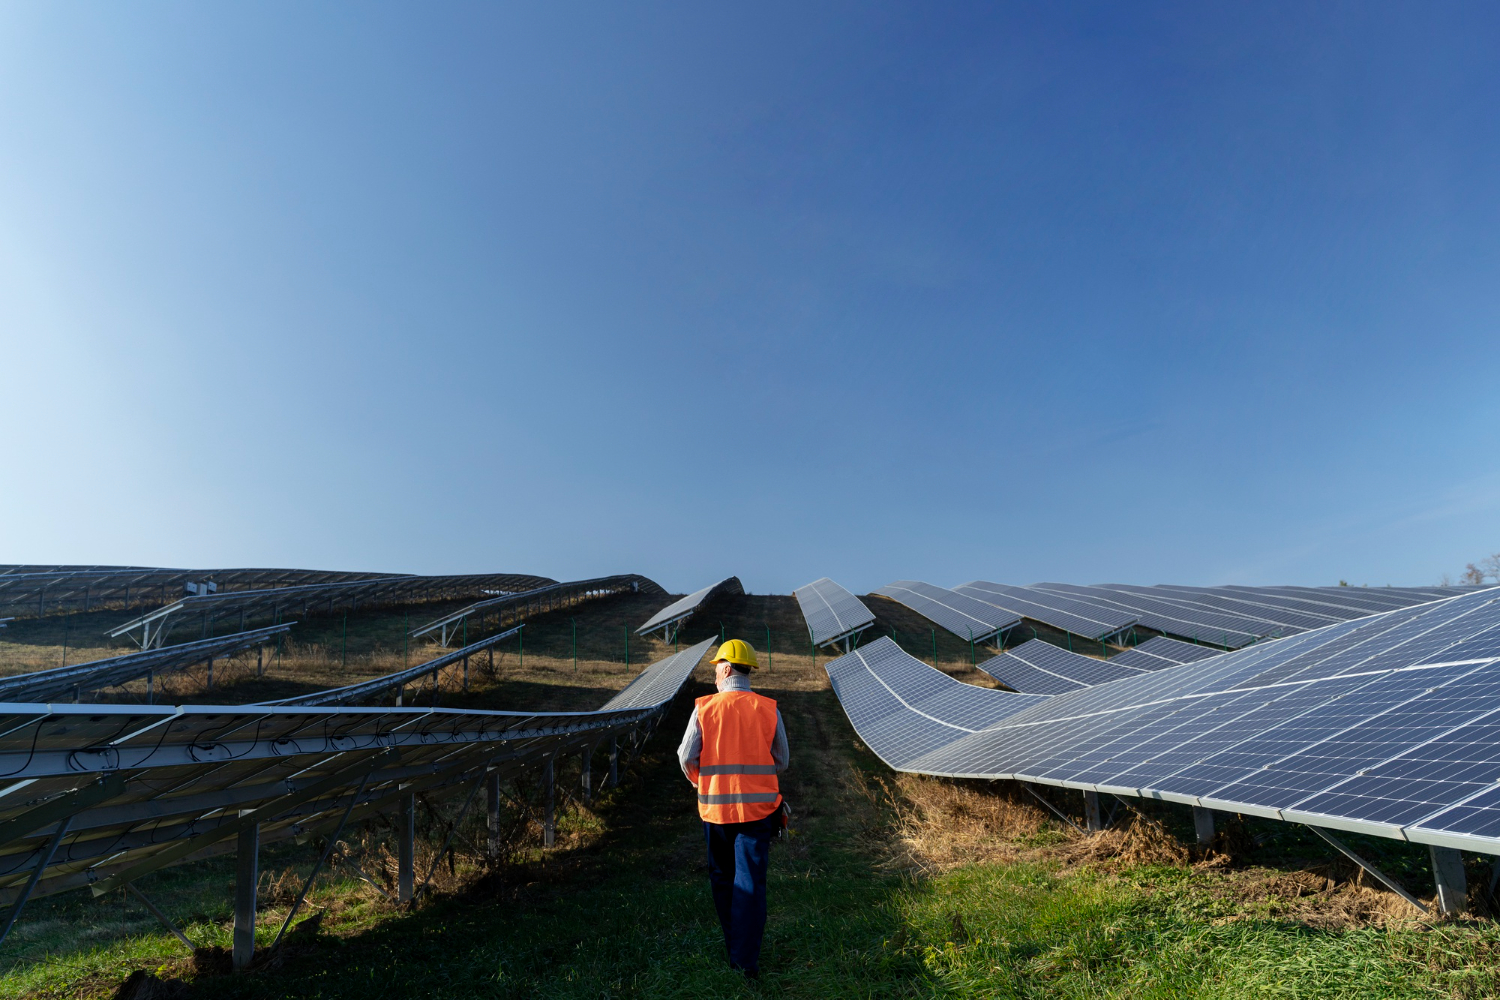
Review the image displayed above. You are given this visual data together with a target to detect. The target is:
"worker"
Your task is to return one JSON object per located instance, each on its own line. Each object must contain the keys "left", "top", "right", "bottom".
{"left": 678, "top": 639, "right": 789, "bottom": 979}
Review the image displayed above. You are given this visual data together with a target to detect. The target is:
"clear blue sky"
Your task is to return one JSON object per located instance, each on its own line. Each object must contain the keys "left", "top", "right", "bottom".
{"left": 2, "top": 3, "right": 1498, "bottom": 595}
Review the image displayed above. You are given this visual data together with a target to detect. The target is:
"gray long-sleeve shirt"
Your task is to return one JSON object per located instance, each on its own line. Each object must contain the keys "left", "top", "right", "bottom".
{"left": 678, "top": 671, "right": 789, "bottom": 783}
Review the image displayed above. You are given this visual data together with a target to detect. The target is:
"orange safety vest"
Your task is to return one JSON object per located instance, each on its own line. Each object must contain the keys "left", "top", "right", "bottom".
{"left": 693, "top": 690, "right": 781, "bottom": 824}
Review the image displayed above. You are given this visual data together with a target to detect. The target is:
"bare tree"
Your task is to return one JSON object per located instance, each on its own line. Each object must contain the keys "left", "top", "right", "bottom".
{"left": 1460, "top": 554, "right": 1500, "bottom": 584}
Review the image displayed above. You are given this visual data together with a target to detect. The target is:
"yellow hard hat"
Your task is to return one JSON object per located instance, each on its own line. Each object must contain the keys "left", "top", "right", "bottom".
{"left": 710, "top": 638, "right": 758, "bottom": 669}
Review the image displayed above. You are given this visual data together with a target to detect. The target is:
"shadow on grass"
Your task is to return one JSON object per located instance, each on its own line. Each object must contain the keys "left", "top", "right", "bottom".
{"left": 168, "top": 685, "right": 919, "bottom": 999}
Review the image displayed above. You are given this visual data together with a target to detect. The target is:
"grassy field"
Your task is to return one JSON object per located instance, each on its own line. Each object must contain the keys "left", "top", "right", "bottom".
{"left": 1, "top": 593, "right": 1498, "bottom": 998}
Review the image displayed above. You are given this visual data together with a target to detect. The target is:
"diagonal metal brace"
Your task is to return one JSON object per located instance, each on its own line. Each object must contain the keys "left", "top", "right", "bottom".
{"left": 1022, "top": 784, "right": 1084, "bottom": 834}
{"left": 269, "top": 770, "right": 372, "bottom": 952}
{"left": 92, "top": 748, "right": 399, "bottom": 897}
{"left": 124, "top": 883, "right": 195, "bottom": 952}
{"left": 410, "top": 771, "right": 487, "bottom": 906}
{"left": 0, "top": 817, "right": 71, "bottom": 949}
{"left": 1303, "top": 824, "right": 1428, "bottom": 914}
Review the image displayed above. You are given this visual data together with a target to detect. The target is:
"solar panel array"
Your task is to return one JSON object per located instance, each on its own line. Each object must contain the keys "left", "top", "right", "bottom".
{"left": 0, "top": 625, "right": 292, "bottom": 704}
{"left": 977, "top": 639, "right": 1146, "bottom": 695}
{"left": 105, "top": 570, "right": 606, "bottom": 649}
{"left": 824, "top": 637, "right": 1044, "bottom": 769}
{"left": 0, "top": 640, "right": 709, "bottom": 914}
{"left": 0, "top": 566, "right": 557, "bottom": 620}
{"left": 1107, "top": 635, "right": 1223, "bottom": 671}
{"left": 872, "top": 582, "right": 1021, "bottom": 643}
{"left": 955, "top": 582, "right": 1138, "bottom": 641}
{"left": 827, "top": 586, "right": 1500, "bottom": 856}
{"left": 263, "top": 626, "right": 524, "bottom": 708}
{"left": 411, "top": 575, "right": 661, "bottom": 645}
{"left": 794, "top": 578, "right": 876, "bottom": 648}
{"left": 1031, "top": 584, "right": 1292, "bottom": 648}
{"left": 636, "top": 576, "right": 744, "bottom": 639}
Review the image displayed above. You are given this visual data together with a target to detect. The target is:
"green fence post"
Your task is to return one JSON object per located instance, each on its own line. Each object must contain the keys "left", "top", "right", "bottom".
{"left": 341, "top": 614, "right": 348, "bottom": 669}
{"left": 572, "top": 617, "right": 577, "bottom": 673}
{"left": 519, "top": 624, "right": 525, "bottom": 670}
{"left": 765, "top": 624, "right": 772, "bottom": 673}
{"left": 623, "top": 625, "right": 629, "bottom": 669}
{"left": 403, "top": 613, "right": 409, "bottom": 668}
{"left": 931, "top": 628, "right": 937, "bottom": 668}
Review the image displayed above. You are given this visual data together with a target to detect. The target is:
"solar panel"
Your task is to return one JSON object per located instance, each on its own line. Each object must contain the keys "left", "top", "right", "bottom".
{"left": 636, "top": 577, "right": 744, "bottom": 640}
{"left": 106, "top": 570, "right": 590, "bottom": 649}
{"left": 602, "top": 638, "right": 715, "bottom": 709}
{"left": 410, "top": 576, "right": 657, "bottom": 645}
{"left": 824, "top": 585, "right": 1500, "bottom": 856}
{"left": 0, "top": 625, "right": 292, "bottom": 703}
{"left": 1106, "top": 636, "right": 1223, "bottom": 671}
{"left": 977, "top": 639, "right": 1144, "bottom": 695}
{"left": 824, "top": 637, "right": 1041, "bottom": 770}
{"left": 872, "top": 582, "right": 1021, "bottom": 643}
{"left": 794, "top": 578, "right": 877, "bottom": 649}
{"left": 1031, "top": 583, "right": 1269, "bottom": 647}
{"left": 2, "top": 567, "right": 559, "bottom": 621}
{"left": 1108, "top": 584, "right": 1339, "bottom": 632}
{"left": 0, "top": 640, "right": 706, "bottom": 924}
{"left": 954, "top": 582, "right": 1137, "bottom": 641}
{"left": 264, "top": 626, "right": 525, "bottom": 707}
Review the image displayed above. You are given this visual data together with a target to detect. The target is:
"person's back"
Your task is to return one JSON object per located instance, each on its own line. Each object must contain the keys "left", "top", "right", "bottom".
{"left": 678, "top": 639, "right": 789, "bottom": 979}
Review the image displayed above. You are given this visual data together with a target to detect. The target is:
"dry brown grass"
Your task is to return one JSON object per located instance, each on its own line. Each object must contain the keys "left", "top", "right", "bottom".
{"left": 879, "top": 771, "right": 1445, "bottom": 931}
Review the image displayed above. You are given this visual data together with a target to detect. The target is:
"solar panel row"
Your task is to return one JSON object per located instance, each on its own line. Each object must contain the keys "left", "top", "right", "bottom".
{"left": 955, "top": 581, "right": 1138, "bottom": 641}
{"left": 872, "top": 582, "right": 1021, "bottom": 643}
{"left": 794, "top": 578, "right": 876, "bottom": 649}
{"left": 411, "top": 575, "right": 658, "bottom": 645}
{"left": 977, "top": 638, "right": 1145, "bottom": 695}
{"left": 636, "top": 577, "right": 744, "bottom": 640}
{"left": 0, "top": 625, "right": 293, "bottom": 704}
{"left": 1, "top": 566, "right": 559, "bottom": 620}
{"left": 826, "top": 587, "right": 1500, "bottom": 859}
{"left": 104, "top": 571, "right": 616, "bottom": 649}
{"left": 1106, "top": 635, "right": 1222, "bottom": 671}
{"left": 0, "top": 640, "right": 712, "bottom": 955}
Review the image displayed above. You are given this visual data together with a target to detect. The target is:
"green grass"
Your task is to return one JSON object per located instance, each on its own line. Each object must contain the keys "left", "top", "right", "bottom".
{"left": 4, "top": 672, "right": 1500, "bottom": 997}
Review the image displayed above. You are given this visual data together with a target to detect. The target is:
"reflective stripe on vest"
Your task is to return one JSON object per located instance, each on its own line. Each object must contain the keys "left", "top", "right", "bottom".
{"left": 695, "top": 690, "right": 780, "bottom": 824}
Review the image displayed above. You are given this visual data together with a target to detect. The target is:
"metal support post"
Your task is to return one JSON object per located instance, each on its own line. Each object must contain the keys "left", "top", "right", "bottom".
{"left": 256, "top": 646, "right": 263, "bottom": 677}
{"left": 1192, "top": 806, "right": 1215, "bottom": 845}
{"left": 463, "top": 655, "right": 469, "bottom": 691}
{"left": 580, "top": 745, "right": 592, "bottom": 806}
{"left": 486, "top": 772, "right": 501, "bottom": 859}
{"left": 1083, "top": 790, "right": 1102, "bottom": 832}
{"left": 608, "top": 737, "right": 619, "bottom": 788}
{"left": 397, "top": 793, "right": 415, "bottom": 904}
{"left": 1431, "top": 845, "right": 1467, "bottom": 915}
{"left": 543, "top": 756, "right": 556, "bottom": 848}
{"left": 206, "top": 656, "right": 214, "bottom": 690}
{"left": 233, "top": 821, "right": 259, "bottom": 972}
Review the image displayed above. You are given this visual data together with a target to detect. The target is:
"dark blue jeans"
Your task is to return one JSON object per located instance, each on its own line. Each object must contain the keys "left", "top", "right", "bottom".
{"left": 703, "top": 814, "right": 777, "bottom": 972}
